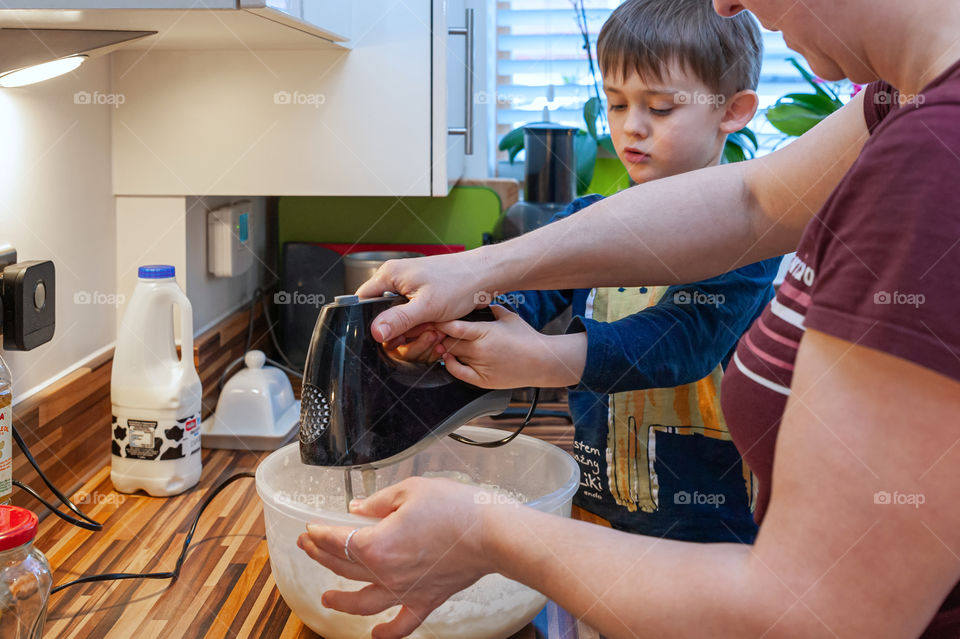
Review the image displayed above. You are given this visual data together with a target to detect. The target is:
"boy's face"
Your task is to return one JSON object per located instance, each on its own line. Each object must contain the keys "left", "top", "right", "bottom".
{"left": 603, "top": 65, "right": 731, "bottom": 185}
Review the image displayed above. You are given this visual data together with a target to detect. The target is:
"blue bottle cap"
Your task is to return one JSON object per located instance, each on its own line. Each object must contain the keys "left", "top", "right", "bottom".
{"left": 138, "top": 265, "right": 176, "bottom": 279}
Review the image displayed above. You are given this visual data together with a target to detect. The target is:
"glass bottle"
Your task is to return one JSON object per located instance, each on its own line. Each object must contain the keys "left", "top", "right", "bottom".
{"left": 0, "top": 354, "right": 11, "bottom": 505}
{"left": 0, "top": 506, "right": 51, "bottom": 638}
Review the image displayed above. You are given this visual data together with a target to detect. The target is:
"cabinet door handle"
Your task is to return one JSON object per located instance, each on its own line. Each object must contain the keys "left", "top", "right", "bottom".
{"left": 448, "top": 8, "right": 475, "bottom": 155}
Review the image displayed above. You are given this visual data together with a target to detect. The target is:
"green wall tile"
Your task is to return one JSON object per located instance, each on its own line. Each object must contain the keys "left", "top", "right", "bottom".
{"left": 278, "top": 186, "right": 504, "bottom": 251}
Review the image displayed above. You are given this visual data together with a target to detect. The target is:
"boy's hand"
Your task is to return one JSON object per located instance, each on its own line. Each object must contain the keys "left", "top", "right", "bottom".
{"left": 435, "top": 305, "right": 587, "bottom": 389}
{"left": 383, "top": 324, "right": 443, "bottom": 364}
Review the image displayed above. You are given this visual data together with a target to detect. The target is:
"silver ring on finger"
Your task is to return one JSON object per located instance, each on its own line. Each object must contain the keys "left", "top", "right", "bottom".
{"left": 344, "top": 528, "right": 361, "bottom": 563}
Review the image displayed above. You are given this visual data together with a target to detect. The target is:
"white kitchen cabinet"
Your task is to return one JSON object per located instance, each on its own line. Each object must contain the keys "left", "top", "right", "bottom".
{"left": 435, "top": 0, "right": 471, "bottom": 194}
{"left": 0, "top": 1, "right": 350, "bottom": 47}
{"left": 106, "top": 0, "right": 477, "bottom": 197}
{"left": 242, "top": 1, "right": 351, "bottom": 43}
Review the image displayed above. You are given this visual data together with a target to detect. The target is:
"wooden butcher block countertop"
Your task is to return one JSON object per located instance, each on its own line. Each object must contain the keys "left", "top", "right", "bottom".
{"left": 36, "top": 406, "right": 604, "bottom": 639}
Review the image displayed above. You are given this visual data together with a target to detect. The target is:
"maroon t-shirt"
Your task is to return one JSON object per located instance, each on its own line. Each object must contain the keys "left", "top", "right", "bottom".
{"left": 722, "top": 58, "right": 960, "bottom": 636}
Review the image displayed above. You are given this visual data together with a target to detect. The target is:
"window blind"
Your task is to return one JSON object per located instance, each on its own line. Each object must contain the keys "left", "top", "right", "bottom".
{"left": 495, "top": 1, "right": 830, "bottom": 160}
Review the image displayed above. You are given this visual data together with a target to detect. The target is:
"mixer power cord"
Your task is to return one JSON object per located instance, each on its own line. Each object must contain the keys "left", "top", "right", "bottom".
{"left": 12, "top": 426, "right": 103, "bottom": 531}
{"left": 11, "top": 425, "right": 256, "bottom": 595}
{"left": 447, "top": 387, "right": 540, "bottom": 448}
{"left": 48, "top": 472, "right": 255, "bottom": 595}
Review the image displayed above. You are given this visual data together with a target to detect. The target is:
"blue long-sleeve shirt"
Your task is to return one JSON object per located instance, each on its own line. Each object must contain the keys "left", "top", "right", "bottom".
{"left": 511, "top": 195, "right": 780, "bottom": 542}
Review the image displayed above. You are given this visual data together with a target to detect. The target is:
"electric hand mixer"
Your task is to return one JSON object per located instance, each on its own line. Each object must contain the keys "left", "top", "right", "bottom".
{"left": 298, "top": 294, "right": 532, "bottom": 474}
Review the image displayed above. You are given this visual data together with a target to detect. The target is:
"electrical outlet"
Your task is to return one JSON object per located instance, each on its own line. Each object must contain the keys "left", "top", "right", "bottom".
{"left": 0, "top": 245, "right": 55, "bottom": 351}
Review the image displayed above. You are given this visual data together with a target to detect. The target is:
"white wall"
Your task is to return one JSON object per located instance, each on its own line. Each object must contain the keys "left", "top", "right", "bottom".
{"left": 115, "top": 195, "right": 270, "bottom": 340}
{"left": 115, "top": 195, "right": 188, "bottom": 337}
{"left": 0, "top": 56, "right": 117, "bottom": 401}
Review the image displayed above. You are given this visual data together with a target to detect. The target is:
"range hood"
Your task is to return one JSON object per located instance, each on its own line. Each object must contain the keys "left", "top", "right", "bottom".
{"left": 0, "top": 2, "right": 350, "bottom": 50}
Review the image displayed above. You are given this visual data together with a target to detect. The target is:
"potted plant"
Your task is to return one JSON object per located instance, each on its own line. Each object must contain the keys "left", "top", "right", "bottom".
{"left": 766, "top": 57, "right": 858, "bottom": 138}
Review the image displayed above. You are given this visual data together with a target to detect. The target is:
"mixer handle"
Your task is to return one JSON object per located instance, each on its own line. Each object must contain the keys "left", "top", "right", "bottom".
{"left": 447, "top": 387, "right": 540, "bottom": 448}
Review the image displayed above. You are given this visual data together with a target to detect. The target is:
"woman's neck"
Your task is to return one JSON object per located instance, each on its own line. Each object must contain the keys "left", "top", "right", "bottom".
{"left": 874, "top": 1, "right": 960, "bottom": 96}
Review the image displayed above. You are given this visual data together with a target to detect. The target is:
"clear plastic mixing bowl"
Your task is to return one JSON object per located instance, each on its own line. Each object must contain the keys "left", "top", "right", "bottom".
{"left": 255, "top": 426, "right": 579, "bottom": 639}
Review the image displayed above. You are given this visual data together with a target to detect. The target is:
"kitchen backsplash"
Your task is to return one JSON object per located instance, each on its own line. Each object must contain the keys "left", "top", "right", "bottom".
{"left": 277, "top": 185, "right": 506, "bottom": 252}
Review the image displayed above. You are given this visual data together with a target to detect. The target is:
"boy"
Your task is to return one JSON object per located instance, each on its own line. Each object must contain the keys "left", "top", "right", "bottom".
{"left": 404, "top": 0, "right": 777, "bottom": 543}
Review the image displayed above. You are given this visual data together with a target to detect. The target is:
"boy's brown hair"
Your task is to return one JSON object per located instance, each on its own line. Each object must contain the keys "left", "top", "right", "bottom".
{"left": 597, "top": 0, "right": 763, "bottom": 97}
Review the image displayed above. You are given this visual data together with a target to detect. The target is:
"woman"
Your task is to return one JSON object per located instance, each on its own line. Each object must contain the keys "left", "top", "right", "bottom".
{"left": 297, "top": 1, "right": 960, "bottom": 637}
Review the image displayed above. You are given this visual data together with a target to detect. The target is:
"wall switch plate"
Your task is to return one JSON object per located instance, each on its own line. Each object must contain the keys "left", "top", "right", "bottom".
{"left": 207, "top": 201, "right": 254, "bottom": 278}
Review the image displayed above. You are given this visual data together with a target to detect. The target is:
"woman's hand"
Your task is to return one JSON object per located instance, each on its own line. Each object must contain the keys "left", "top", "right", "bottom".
{"left": 435, "top": 305, "right": 588, "bottom": 389}
{"left": 297, "top": 477, "right": 499, "bottom": 639}
{"left": 356, "top": 251, "right": 496, "bottom": 343}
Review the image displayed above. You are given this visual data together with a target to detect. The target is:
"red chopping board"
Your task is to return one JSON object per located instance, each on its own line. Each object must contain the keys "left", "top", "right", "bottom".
{"left": 316, "top": 242, "right": 464, "bottom": 256}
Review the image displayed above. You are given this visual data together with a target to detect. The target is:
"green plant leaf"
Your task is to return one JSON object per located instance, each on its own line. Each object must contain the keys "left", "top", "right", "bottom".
{"left": 498, "top": 127, "right": 524, "bottom": 151}
{"left": 767, "top": 102, "right": 828, "bottom": 137}
{"left": 583, "top": 97, "right": 601, "bottom": 141}
{"left": 737, "top": 126, "right": 759, "bottom": 149}
{"left": 787, "top": 57, "right": 842, "bottom": 106}
{"left": 723, "top": 140, "right": 746, "bottom": 164}
{"left": 723, "top": 126, "right": 756, "bottom": 163}
{"left": 597, "top": 134, "right": 617, "bottom": 155}
{"left": 498, "top": 127, "right": 525, "bottom": 163}
{"left": 779, "top": 92, "right": 841, "bottom": 116}
{"left": 574, "top": 130, "right": 598, "bottom": 195}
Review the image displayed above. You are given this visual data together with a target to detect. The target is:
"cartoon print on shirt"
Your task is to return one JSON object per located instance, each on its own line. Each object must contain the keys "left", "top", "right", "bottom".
{"left": 587, "top": 285, "right": 755, "bottom": 513}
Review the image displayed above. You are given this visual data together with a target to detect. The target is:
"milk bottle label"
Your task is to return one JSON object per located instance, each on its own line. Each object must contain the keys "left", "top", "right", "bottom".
{"left": 112, "top": 411, "right": 201, "bottom": 460}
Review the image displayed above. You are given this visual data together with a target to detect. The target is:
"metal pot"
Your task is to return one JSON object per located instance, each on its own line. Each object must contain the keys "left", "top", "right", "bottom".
{"left": 343, "top": 251, "right": 424, "bottom": 294}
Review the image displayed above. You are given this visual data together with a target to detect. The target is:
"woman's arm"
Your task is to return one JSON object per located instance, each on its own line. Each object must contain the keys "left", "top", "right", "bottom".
{"left": 359, "top": 92, "right": 869, "bottom": 342}
{"left": 483, "top": 332, "right": 960, "bottom": 638}
{"left": 301, "top": 327, "right": 960, "bottom": 638}
{"left": 491, "top": 91, "right": 868, "bottom": 293}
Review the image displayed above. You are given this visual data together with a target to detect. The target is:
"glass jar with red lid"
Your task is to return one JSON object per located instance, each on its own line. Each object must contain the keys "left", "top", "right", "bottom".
{"left": 0, "top": 505, "right": 51, "bottom": 638}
